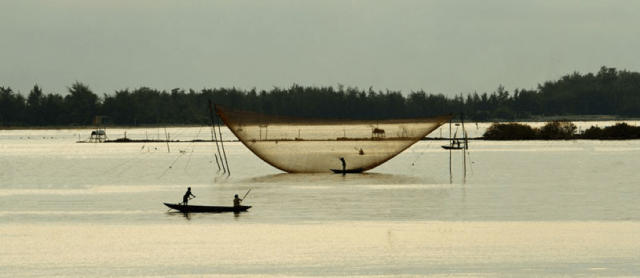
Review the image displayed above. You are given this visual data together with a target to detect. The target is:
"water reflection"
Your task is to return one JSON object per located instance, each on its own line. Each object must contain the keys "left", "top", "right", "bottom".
{"left": 165, "top": 210, "right": 248, "bottom": 220}
{"left": 166, "top": 211, "right": 248, "bottom": 220}
{"left": 243, "top": 172, "right": 436, "bottom": 185}
{"left": 235, "top": 172, "right": 466, "bottom": 222}
{"left": 165, "top": 211, "right": 191, "bottom": 220}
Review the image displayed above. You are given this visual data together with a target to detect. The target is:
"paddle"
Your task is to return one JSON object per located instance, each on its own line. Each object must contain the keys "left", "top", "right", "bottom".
{"left": 240, "top": 189, "right": 251, "bottom": 203}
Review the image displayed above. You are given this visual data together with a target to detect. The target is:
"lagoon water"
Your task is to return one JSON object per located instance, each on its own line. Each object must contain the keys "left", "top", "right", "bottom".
{"left": 1, "top": 124, "right": 640, "bottom": 277}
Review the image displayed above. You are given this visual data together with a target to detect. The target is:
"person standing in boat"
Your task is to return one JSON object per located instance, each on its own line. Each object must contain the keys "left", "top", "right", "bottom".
{"left": 233, "top": 194, "right": 242, "bottom": 207}
{"left": 183, "top": 187, "right": 195, "bottom": 205}
{"left": 339, "top": 157, "right": 346, "bottom": 172}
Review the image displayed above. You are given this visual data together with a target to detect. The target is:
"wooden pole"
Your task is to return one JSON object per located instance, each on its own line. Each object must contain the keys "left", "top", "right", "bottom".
{"left": 214, "top": 154, "right": 221, "bottom": 171}
{"left": 208, "top": 100, "right": 224, "bottom": 172}
{"left": 164, "top": 127, "right": 170, "bottom": 153}
{"left": 241, "top": 189, "right": 251, "bottom": 203}
{"left": 461, "top": 112, "right": 466, "bottom": 178}
{"left": 214, "top": 105, "right": 231, "bottom": 176}
{"left": 449, "top": 116, "right": 452, "bottom": 183}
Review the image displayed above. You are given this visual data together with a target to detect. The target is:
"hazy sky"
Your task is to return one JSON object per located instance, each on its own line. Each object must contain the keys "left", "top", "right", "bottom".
{"left": 2, "top": 0, "right": 640, "bottom": 97}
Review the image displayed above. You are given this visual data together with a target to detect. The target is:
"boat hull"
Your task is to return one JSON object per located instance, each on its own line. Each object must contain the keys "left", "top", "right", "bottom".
{"left": 330, "top": 168, "right": 365, "bottom": 174}
{"left": 441, "top": 146, "right": 464, "bottom": 150}
{"left": 164, "top": 203, "right": 251, "bottom": 213}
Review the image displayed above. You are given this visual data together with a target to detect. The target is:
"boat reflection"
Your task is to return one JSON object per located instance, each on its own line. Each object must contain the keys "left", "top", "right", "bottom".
{"left": 165, "top": 210, "right": 248, "bottom": 220}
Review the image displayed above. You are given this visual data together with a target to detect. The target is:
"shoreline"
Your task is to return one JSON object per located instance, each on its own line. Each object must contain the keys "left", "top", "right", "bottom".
{"left": 2, "top": 116, "right": 640, "bottom": 131}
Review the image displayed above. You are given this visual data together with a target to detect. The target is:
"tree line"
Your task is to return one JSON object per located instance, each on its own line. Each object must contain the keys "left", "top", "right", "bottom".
{"left": 1, "top": 66, "right": 640, "bottom": 127}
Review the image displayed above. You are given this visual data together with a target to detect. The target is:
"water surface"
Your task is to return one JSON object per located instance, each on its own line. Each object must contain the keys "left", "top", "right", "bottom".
{"left": 1, "top": 126, "right": 639, "bottom": 277}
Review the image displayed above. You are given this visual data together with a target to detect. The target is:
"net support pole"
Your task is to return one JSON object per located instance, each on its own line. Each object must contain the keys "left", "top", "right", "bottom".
{"left": 209, "top": 100, "right": 225, "bottom": 173}
{"left": 214, "top": 104, "right": 231, "bottom": 176}
{"left": 449, "top": 116, "right": 452, "bottom": 183}
{"left": 164, "top": 127, "right": 170, "bottom": 153}
{"left": 214, "top": 154, "right": 221, "bottom": 171}
{"left": 461, "top": 112, "right": 466, "bottom": 181}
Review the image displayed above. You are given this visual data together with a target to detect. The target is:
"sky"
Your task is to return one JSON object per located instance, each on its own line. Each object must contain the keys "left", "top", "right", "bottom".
{"left": 2, "top": 0, "right": 640, "bottom": 98}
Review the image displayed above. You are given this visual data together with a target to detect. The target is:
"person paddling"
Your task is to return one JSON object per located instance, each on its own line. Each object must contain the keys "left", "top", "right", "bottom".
{"left": 339, "top": 157, "right": 346, "bottom": 172}
{"left": 182, "top": 187, "right": 196, "bottom": 205}
{"left": 233, "top": 194, "right": 242, "bottom": 207}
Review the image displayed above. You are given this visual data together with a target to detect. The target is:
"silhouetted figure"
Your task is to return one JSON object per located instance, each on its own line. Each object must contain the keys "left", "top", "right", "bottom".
{"left": 339, "top": 157, "right": 346, "bottom": 172}
{"left": 233, "top": 194, "right": 241, "bottom": 207}
{"left": 183, "top": 187, "right": 195, "bottom": 205}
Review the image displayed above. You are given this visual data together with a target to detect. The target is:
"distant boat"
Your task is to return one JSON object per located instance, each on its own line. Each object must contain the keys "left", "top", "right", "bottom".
{"left": 330, "top": 167, "right": 365, "bottom": 174}
{"left": 442, "top": 140, "right": 465, "bottom": 150}
{"left": 164, "top": 203, "right": 251, "bottom": 213}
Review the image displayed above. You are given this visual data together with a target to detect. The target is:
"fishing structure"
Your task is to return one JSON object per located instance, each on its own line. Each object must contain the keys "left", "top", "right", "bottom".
{"left": 443, "top": 113, "right": 473, "bottom": 182}
{"left": 214, "top": 104, "right": 454, "bottom": 173}
{"left": 78, "top": 116, "right": 109, "bottom": 143}
{"left": 209, "top": 100, "right": 230, "bottom": 176}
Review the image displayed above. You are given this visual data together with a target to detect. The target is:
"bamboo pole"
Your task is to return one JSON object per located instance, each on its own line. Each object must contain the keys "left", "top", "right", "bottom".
{"left": 214, "top": 105, "right": 231, "bottom": 176}
{"left": 164, "top": 127, "right": 170, "bottom": 153}
{"left": 208, "top": 100, "right": 224, "bottom": 172}
{"left": 449, "top": 116, "right": 452, "bottom": 183}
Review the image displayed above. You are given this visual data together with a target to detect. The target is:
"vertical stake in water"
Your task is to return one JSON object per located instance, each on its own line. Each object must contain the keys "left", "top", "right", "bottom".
{"left": 214, "top": 154, "right": 221, "bottom": 170}
{"left": 164, "top": 127, "right": 170, "bottom": 153}
{"left": 208, "top": 100, "right": 225, "bottom": 173}
{"left": 461, "top": 112, "right": 466, "bottom": 181}
{"left": 213, "top": 104, "right": 231, "bottom": 176}
{"left": 449, "top": 115, "right": 452, "bottom": 183}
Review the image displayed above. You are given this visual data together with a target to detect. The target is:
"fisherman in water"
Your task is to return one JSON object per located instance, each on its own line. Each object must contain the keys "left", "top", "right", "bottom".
{"left": 233, "top": 194, "right": 242, "bottom": 207}
{"left": 339, "top": 157, "right": 346, "bottom": 172}
{"left": 183, "top": 187, "right": 195, "bottom": 205}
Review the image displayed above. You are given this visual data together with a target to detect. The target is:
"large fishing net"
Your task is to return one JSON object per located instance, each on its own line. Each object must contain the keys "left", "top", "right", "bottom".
{"left": 215, "top": 104, "right": 454, "bottom": 173}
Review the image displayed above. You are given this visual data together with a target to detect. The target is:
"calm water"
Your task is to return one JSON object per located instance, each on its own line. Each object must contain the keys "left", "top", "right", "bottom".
{"left": 1, "top": 125, "right": 640, "bottom": 277}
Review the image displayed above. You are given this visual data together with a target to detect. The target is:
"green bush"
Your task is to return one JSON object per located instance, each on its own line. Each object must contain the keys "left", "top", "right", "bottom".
{"left": 583, "top": 123, "right": 640, "bottom": 139}
{"left": 538, "top": 121, "right": 576, "bottom": 140}
{"left": 582, "top": 126, "right": 603, "bottom": 139}
{"left": 483, "top": 122, "right": 537, "bottom": 140}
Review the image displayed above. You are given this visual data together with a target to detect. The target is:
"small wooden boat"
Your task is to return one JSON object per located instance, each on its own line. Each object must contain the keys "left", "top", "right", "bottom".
{"left": 442, "top": 139, "right": 466, "bottom": 150}
{"left": 164, "top": 203, "right": 251, "bottom": 213}
{"left": 330, "top": 167, "right": 365, "bottom": 174}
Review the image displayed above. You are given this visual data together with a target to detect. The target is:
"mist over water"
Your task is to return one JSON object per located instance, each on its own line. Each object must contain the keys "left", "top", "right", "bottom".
{"left": 1, "top": 125, "right": 639, "bottom": 277}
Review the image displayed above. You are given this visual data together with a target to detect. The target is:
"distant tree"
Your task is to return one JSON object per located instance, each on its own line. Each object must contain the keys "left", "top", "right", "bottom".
{"left": 583, "top": 123, "right": 640, "bottom": 139}
{"left": 538, "top": 121, "right": 576, "bottom": 140}
{"left": 41, "top": 93, "right": 65, "bottom": 125}
{"left": 26, "top": 85, "right": 44, "bottom": 125}
{"left": 64, "top": 82, "right": 99, "bottom": 125}
{"left": 603, "top": 122, "right": 640, "bottom": 139}
{"left": 0, "top": 87, "right": 26, "bottom": 126}
{"left": 582, "top": 126, "right": 603, "bottom": 139}
{"left": 483, "top": 122, "right": 537, "bottom": 140}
